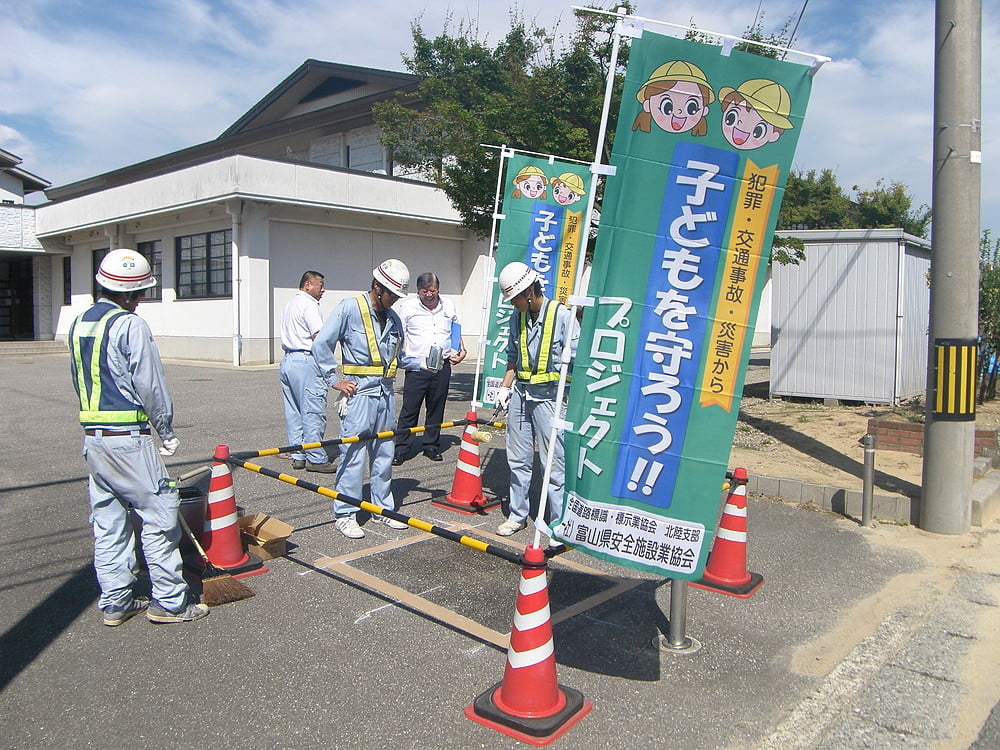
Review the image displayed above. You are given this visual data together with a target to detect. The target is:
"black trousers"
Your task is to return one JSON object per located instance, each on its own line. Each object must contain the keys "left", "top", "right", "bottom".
{"left": 394, "top": 362, "right": 451, "bottom": 457}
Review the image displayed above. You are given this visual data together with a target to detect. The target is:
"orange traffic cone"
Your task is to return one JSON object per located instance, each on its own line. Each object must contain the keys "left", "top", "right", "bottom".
{"left": 689, "top": 467, "right": 764, "bottom": 599}
{"left": 465, "top": 545, "right": 591, "bottom": 745}
{"left": 433, "top": 410, "right": 500, "bottom": 514}
{"left": 201, "top": 444, "right": 266, "bottom": 579}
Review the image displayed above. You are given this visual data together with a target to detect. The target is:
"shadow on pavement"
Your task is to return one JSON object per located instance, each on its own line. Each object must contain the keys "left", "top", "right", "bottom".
{"left": 552, "top": 575, "right": 669, "bottom": 682}
{"left": 737, "top": 411, "right": 921, "bottom": 497}
{"left": 0, "top": 563, "right": 98, "bottom": 693}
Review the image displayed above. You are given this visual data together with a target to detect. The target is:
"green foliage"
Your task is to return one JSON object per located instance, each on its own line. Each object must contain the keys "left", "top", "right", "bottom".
{"left": 373, "top": 5, "right": 631, "bottom": 238}
{"left": 778, "top": 169, "right": 854, "bottom": 230}
{"left": 852, "top": 179, "right": 930, "bottom": 238}
{"left": 377, "top": 6, "right": 931, "bottom": 256}
{"left": 979, "top": 229, "right": 1000, "bottom": 400}
{"left": 732, "top": 15, "right": 796, "bottom": 59}
{"left": 773, "top": 170, "right": 929, "bottom": 265}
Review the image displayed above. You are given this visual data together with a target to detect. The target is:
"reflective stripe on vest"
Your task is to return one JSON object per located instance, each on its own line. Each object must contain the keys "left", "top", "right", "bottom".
{"left": 341, "top": 294, "right": 399, "bottom": 378}
{"left": 69, "top": 303, "right": 149, "bottom": 425}
{"left": 517, "top": 300, "right": 562, "bottom": 384}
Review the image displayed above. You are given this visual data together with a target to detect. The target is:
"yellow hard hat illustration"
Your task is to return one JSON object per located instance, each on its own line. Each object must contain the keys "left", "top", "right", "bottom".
{"left": 554, "top": 172, "right": 585, "bottom": 195}
{"left": 513, "top": 165, "right": 547, "bottom": 184}
{"left": 719, "top": 79, "right": 794, "bottom": 130}
{"left": 635, "top": 60, "right": 715, "bottom": 105}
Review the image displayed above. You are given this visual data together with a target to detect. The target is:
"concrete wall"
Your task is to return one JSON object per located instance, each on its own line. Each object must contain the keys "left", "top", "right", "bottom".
{"left": 42, "top": 159, "right": 487, "bottom": 364}
{"left": 0, "top": 205, "right": 45, "bottom": 253}
{"left": 0, "top": 172, "right": 25, "bottom": 203}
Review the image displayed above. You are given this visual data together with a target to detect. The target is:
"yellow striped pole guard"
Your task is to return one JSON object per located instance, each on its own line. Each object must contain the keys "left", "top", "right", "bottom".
{"left": 932, "top": 338, "right": 978, "bottom": 421}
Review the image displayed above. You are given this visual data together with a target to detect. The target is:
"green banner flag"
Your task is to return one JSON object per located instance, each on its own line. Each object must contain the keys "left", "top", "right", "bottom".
{"left": 554, "top": 30, "right": 815, "bottom": 578}
{"left": 480, "top": 153, "right": 590, "bottom": 407}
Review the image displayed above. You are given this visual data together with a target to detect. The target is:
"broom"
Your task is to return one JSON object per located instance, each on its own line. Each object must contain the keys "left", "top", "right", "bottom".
{"left": 177, "top": 511, "right": 255, "bottom": 607}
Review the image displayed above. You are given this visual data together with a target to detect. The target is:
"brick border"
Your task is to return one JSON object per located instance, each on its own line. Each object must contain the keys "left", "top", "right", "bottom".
{"left": 866, "top": 417, "right": 999, "bottom": 461}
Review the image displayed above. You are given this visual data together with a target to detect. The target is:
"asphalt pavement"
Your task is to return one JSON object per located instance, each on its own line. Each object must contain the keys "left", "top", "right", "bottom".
{"left": 2, "top": 352, "right": 999, "bottom": 749}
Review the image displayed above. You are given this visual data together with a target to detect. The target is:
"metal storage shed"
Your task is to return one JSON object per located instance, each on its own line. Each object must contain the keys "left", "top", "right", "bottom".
{"left": 770, "top": 228, "right": 932, "bottom": 404}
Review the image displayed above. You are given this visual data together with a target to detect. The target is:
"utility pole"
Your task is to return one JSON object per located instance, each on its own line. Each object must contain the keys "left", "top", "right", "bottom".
{"left": 922, "top": 0, "right": 982, "bottom": 534}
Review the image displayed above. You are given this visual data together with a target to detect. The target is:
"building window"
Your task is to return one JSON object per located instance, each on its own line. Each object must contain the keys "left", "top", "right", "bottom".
{"left": 92, "top": 248, "right": 109, "bottom": 300}
{"left": 175, "top": 229, "right": 232, "bottom": 299}
{"left": 62, "top": 256, "right": 71, "bottom": 305}
{"left": 137, "top": 240, "right": 162, "bottom": 301}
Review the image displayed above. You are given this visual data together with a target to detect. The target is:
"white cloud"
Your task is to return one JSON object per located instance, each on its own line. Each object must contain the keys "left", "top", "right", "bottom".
{"left": 0, "top": 0, "right": 996, "bottom": 233}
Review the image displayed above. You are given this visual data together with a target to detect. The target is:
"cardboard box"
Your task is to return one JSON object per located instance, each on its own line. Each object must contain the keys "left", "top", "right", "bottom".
{"left": 238, "top": 513, "right": 294, "bottom": 560}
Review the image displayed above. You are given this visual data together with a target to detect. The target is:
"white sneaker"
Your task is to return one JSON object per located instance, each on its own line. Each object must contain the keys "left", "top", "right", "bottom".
{"left": 335, "top": 516, "right": 365, "bottom": 539}
{"left": 497, "top": 518, "right": 527, "bottom": 536}
{"left": 373, "top": 514, "right": 408, "bottom": 530}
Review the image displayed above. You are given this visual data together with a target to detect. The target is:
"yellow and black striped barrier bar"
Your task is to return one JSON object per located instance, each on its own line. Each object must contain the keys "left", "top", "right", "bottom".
{"left": 932, "top": 338, "right": 978, "bottom": 421}
{"left": 230, "top": 419, "right": 474, "bottom": 461}
{"left": 229, "top": 418, "right": 507, "bottom": 461}
{"left": 227, "top": 455, "right": 541, "bottom": 566}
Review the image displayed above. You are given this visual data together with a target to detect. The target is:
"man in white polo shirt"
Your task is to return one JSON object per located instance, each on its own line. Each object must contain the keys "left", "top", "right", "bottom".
{"left": 279, "top": 270, "right": 334, "bottom": 472}
{"left": 393, "top": 272, "right": 466, "bottom": 465}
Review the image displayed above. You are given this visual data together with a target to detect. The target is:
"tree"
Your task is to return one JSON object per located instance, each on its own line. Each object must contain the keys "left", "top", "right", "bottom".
{"left": 852, "top": 179, "right": 931, "bottom": 238}
{"left": 773, "top": 169, "right": 930, "bottom": 264}
{"left": 778, "top": 169, "right": 854, "bottom": 230}
{"left": 979, "top": 229, "right": 1000, "bottom": 401}
{"left": 378, "top": 8, "right": 929, "bottom": 253}
{"left": 373, "top": 5, "right": 631, "bottom": 238}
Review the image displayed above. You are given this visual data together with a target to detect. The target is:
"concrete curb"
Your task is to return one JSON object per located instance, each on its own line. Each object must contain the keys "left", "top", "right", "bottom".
{"left": 747, "top": 471, "right": 1000, "bottom": 527}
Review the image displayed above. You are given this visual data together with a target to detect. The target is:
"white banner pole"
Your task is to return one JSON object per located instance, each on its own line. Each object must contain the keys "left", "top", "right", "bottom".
{"left": 533, "top": 6, "right": 631, "bottom": 548}
{"left": 470, "top": 145, "right": 513, "bottom": 407}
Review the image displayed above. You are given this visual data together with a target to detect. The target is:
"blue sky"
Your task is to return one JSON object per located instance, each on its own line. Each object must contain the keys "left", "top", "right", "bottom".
{"left": 2, "top": 0, "right": 996, "bottom": 234}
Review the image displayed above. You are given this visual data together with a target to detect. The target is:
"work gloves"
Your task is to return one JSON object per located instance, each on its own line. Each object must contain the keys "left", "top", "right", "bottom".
{"left": 159, "top": 437, "right": 180, "bottom": 456}
{"left": 494, "top": 386, "right": 512, "bottom": 411}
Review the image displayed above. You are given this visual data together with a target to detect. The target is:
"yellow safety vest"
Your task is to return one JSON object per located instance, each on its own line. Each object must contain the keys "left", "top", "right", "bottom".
{"left": 341, "top": 294, "right": 399, "bottom": 378}
{"left": 70, "top": 304, "right": 149, "bottom": 425}
{"left": 517, "top": 300, "right": 563, "bottom": 384}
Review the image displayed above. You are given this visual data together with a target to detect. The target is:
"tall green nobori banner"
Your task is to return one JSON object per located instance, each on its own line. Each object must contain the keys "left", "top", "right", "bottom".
{"left": 554, "top": 30, "right": 815, "bottom": 578}
{"left": 480, "top": 153, "right": 590, "bottom": 407}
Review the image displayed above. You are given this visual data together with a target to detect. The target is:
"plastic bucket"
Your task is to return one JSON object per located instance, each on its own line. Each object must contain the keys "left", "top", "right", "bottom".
{"left": 178, "top": 486, "right": 207, "bottom": 541}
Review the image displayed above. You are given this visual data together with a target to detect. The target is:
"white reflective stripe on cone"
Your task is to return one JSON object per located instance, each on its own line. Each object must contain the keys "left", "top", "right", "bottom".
{"left": 206, "top": 511, "right": 239, "bottom": 531}
{"left": 717, "top": 527, "right": 747, "bottom": 543}
{"left": 519, "top": 574, "right": 547, "bottom": 596}
{"left": 456, "top": 459, "right": 480, "bottom": 474}
{"left": 209, "top": 485, "right": 235, "bottom": 503}
{"left": 513, "top": 604, "right": 552, "bottom": 632}
{"left": 507, "top": 640, "right": 555, "bottom": 669}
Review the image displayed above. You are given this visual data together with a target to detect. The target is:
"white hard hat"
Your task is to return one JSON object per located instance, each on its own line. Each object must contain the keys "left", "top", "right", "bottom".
{"left": 498, "top": 261, "right": 539, "bottom": 302}
{"left": 373, "top": 258, "right": 410, "bottom": 297}
{"left": 95, "top": 249, "right": 156, "bottom": 292}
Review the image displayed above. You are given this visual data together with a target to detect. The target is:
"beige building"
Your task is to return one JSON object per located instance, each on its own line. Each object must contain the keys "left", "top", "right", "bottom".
{"left": 0, "top": 149, "right": 53, "bottom": 341}
{"left": 24, "top": 60, "right": 489, "bottom": 365}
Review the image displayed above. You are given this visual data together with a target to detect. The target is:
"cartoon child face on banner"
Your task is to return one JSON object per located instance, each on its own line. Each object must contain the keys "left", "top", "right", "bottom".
{"left": 719, "top": 78, "right": 794, "bottom": 150}
{"left": 511, "top": 165, "right": 548, "bottom": 199}
{"left": 552, "top": 172, "right": 586, "bottom": 205}
{"left": 631, "top": 62, "right": 796, "bottom": 153}
{"left": 632, "top": 60, "right": 715, "bottom": 137}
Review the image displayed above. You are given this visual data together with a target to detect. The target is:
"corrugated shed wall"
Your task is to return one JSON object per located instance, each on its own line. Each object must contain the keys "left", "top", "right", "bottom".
{"left": 770, "top": 232, "right": 929, "bottom": 404}
{"left": 898, "top": 248, "right": 931, "bottom": 400}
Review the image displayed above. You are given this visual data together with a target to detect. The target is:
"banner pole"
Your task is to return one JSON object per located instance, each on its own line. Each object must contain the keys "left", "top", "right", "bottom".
{"left": 532, "top": 7, "right": 630, "bottom": 548}
{"left": 471, "top": 145, "right": 512, "bottom": 407}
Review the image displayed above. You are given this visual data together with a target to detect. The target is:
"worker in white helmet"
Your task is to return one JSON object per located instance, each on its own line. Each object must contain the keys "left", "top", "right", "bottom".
{"left": 69, "top": 249, "right": 208, "bottom": 625}
{"left": 313, "top": 259, "right": 418, "bottom": 539}
{"left": 493, "top": 261, "right": 576, "bottom": 536}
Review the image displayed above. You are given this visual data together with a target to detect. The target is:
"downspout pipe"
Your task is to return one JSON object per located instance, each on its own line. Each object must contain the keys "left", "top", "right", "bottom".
{"left": 227, "top": 201, "right": 243, "bottom": 367}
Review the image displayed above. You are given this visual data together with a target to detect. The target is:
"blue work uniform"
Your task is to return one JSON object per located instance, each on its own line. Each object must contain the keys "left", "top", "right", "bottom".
{"left": 313, "top": 293, "right": 417, "bottom": 518}
{"left": 69, "top": 300, "right": 188, "bottom": 612}
{"left": 279, "top": 289, "right": 327, "bottom": 465}
{"left": 504, "top": 297, "right": 576, "bottom": 527}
